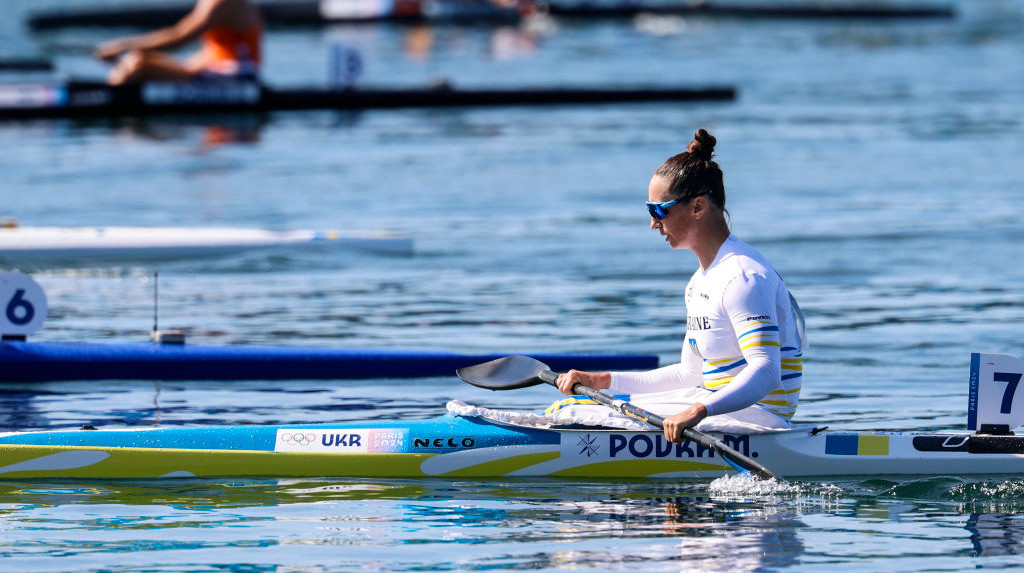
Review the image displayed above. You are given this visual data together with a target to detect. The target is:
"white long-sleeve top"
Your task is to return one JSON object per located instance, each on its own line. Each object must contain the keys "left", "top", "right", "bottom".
{"left": 610, "top": 235, "right": 804, "bottom": 419}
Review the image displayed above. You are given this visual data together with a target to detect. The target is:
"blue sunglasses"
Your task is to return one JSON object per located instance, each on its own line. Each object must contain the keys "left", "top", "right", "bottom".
{"left": 645, "top": 200, "right": 678, "bottom": 220}
{"left": 646, "top": 190, "right": 714, "bottom": 219}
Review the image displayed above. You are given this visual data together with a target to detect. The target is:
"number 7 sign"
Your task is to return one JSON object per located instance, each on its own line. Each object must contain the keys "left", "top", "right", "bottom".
{"left": 969, "top": 353, "right": 1024, "bottom": 433}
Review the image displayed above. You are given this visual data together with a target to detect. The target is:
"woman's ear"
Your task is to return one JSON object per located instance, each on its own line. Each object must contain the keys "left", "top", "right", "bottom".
{"left": 691, "top": 196, "right": 708, "bottom": 220}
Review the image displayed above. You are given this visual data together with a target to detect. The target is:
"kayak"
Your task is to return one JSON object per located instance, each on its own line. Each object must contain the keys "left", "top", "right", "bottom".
{"left": 0, "top": 351, "right": 1020, "bottom": 479}
{"left": 0, "top": 340, "right": 659, "bottom": 381}
{"left": 0, "top": 226, "right": 414, "bottom": 259}
{"left": 0, "top": 58, "right": 52, "bottom": 72}
{"left": 0, "top": 80, "right": 736, "bottom": 121}
{"left": 0, "top": 412, "right": 1020, "bottom": 480}
{"left": 26, "top": 0, "right": 955, "bottom": 29}
{"left": 0, "top": 272, "right": 660, "bottom": 381}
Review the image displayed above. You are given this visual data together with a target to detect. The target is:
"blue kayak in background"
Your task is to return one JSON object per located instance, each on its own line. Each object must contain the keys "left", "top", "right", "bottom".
{"left": 0, "top": 339, "right": 657, "bottom": 381}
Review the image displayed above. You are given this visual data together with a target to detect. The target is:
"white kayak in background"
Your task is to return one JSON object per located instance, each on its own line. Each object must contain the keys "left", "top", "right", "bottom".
{"left": 0, "top": 225, "right": 414, "bottom": 259}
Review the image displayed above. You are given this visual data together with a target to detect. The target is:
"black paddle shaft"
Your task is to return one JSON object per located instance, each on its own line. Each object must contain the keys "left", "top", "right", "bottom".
{"left": 457, "top": 356, "right": 779, "bottom": 480}
{"left": 537, "top": 369, "right": 778, "bottom": 480}
{"left": 537, "top": 368, "right": 668, "bottom": 427}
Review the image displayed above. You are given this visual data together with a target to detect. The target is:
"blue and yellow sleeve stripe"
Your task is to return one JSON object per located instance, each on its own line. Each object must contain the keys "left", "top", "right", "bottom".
{"left": 736, "top": 322, "right": 780, "bottom": 352}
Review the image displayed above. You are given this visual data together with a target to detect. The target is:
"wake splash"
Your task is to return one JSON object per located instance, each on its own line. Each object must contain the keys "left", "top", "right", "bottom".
{"left": 707, "top": 473, "right": 843, "bottom": 497}
{"left": 947, "top": 479, "right": 1024, "bottom": 502}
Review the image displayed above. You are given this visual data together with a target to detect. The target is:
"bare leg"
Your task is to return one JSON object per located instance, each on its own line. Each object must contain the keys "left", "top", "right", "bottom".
{"left": 108, "top": 50, "right": 201, "bottom": 85}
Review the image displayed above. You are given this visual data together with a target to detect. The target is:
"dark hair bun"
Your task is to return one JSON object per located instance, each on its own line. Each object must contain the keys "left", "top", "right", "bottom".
{"left": 686, "top": 128, "right": 716, "bottom": 162}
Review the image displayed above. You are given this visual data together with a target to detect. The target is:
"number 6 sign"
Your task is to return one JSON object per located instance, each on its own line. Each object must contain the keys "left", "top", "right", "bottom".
{"left": 0, "top": 272, "right": 48, "bottom": 337}
{"left": 969, "top": 352, "right": 1024, "bottom": 433}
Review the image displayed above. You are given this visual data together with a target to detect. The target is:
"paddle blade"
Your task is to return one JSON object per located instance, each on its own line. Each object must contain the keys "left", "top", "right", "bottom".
{"left": 456, "top": 355, "right": 551, "bottom": 390}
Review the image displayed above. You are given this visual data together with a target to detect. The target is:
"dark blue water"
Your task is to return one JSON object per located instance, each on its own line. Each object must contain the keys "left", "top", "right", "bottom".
{"left": 1, "top": 0, "right": 1024, "bottom": 570}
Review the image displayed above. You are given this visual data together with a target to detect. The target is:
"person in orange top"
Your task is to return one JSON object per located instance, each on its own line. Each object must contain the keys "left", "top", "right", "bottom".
{"left": 94, "top": 0, "right": 262, "bottom": 85}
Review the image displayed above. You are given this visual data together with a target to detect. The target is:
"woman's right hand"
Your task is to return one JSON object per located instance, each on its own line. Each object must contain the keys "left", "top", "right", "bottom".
{"left": 556, "top": 370, "right": 611, "bottom": 395}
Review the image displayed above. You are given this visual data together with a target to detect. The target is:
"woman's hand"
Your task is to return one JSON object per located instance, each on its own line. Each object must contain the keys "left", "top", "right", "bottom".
{"left": 95, "top": 39, "right": 130, "bottom": 62}
{"left": 662, "top": 402, "right": 708, "bottom": 442}
{"left": 555, "top": 370, "right": 611, "bottom": 396}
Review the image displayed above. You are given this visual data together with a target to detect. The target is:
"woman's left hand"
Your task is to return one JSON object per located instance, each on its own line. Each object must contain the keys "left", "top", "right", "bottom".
{"left": 662, "top": 403, "right": 708, "bottom": 442}
{"left": 95, "top": 40, "right": 129, "bottom": 61}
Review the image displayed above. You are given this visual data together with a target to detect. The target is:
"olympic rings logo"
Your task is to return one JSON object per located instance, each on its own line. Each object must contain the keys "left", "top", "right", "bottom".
{"left": 280, "top": 432, "right": 317, "bottom": 446}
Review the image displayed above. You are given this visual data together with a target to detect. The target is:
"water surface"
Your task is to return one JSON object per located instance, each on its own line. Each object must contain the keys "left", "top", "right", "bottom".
{"left": 1, "top": 0, "right": 1023, "bottom": 570}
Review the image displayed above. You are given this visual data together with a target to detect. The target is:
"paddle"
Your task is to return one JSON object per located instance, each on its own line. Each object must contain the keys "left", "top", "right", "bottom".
{"left": 456, "top": 355, "right": 780, "bottom": 480}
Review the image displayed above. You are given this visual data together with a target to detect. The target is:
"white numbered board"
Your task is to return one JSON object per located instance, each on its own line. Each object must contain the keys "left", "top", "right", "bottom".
{"left": 969, "top": 353, "right": 1024, "bottom": 432}
{"left": 0, "top": 272, "right": 47, "bottom": 336}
